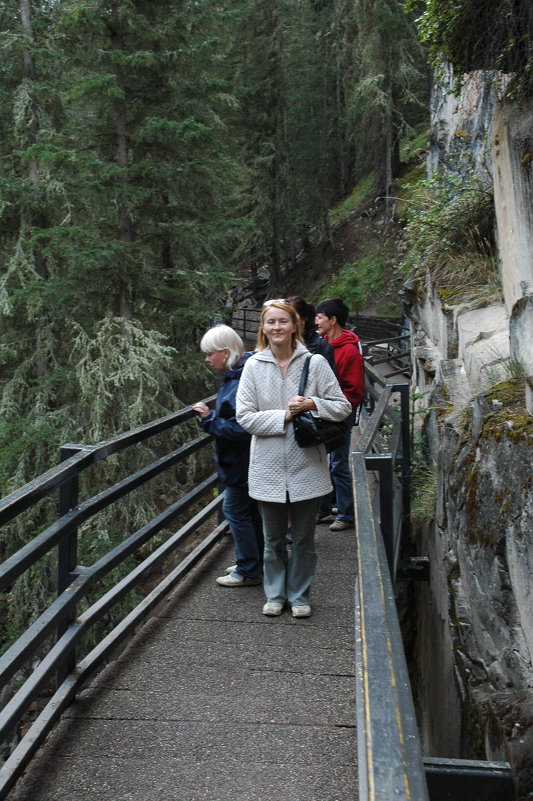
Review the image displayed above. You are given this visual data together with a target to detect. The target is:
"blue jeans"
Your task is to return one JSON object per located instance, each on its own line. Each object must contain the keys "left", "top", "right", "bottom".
{"left": 223, "top": 484, "right": 264, "bottom": 579}
{"left": 258, "top": 497, "right": 320, "bottom": 606}
{"left": 318, "top": 409, "right": 355, "bottom": 523}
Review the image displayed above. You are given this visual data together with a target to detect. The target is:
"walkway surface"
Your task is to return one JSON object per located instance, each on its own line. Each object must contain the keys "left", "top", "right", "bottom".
{"left": 10, "top": 524, "right": 358, "bottom": 801}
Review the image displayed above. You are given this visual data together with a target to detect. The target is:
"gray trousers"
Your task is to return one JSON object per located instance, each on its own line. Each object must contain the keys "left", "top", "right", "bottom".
{"left": 258, "top": 496, "right": 320, "bottom": 606}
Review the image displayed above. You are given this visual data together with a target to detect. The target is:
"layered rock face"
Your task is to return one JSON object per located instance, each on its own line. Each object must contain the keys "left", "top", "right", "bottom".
{"left": 407, "top": 70, "right": 533, "bottom": 798}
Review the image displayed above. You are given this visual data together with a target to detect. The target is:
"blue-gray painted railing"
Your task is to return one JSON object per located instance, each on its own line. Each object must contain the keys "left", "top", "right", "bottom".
{"left": 0, "top": 397, "right": 228, "bottom": 800}
{"left": 354, "top": 361, "right": 429, "bottom": 801}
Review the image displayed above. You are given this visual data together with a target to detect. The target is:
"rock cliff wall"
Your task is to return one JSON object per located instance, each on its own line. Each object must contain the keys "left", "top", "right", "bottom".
{"left": 407, "top": 70, "right": 533, "bottom": 800}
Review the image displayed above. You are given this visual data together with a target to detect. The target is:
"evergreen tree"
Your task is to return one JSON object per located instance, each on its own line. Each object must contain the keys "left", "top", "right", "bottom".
{"left": 0, "top": 0, "right": 70, "bottom": 497}
{"left": 54, "top": 0, "right": 240, "bottom": 340}
{"left": 0, "top": 0, "right": 242, "bottom": 641}
{"left": 229, "top": 0, "right": 358, "bottom": 290}
{"left": 349, "top": 0, "right": 429, "bottom": 210}
{"left": 0, "top": 0, "right": 241, "bottom": 497}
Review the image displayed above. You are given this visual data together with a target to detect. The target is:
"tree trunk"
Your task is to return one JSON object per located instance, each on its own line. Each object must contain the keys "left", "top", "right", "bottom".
{"left": 110, "top": 26, "right": 134, "bottom": 321}
{"left": 20, "top": 0, "right": 48, "bottom": 378}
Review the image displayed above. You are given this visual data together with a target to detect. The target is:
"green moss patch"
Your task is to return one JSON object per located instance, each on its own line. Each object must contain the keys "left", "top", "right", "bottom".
{"left": 483, "top": 380, "right": 533, "bottom": 443}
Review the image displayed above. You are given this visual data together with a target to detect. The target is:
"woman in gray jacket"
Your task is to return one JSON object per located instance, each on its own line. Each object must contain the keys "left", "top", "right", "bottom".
{"left": 236, "top": 300, "right": 351, "bottom": 618}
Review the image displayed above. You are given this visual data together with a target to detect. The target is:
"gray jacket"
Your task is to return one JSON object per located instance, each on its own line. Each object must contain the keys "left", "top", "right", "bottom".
{"left": 236, "top": 342, "right": 351, "bottom": 502}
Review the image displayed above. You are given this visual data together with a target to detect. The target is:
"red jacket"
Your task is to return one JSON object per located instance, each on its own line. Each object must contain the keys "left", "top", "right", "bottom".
{"left": 325, "top": 329, "right": 365, "bottom": 407}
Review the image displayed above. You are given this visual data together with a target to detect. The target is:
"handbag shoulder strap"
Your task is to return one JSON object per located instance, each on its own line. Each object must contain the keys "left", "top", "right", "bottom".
{"left": 298, "top": 355, "right": 313, "bottom": 395}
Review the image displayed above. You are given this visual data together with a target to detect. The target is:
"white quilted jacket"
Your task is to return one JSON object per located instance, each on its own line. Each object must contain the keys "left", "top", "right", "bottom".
{"left": 236, "top": 342, "right": 352, "bottom": 503}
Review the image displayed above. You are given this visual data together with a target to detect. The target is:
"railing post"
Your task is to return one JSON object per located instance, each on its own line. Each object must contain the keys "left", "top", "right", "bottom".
{"left": 56, "top": 444, "right": 82, "bottom": 685}
{"left": 217, "top": 482, "right": 225, "bottom": 526}
{"left": 395, "top": 382, "right": 411, "bottom": 542}
{"left": 366, "top": 453, "right": 395, "bottom": 576}
{"left": 363, "top": 344, "right": 376, "bottom": 414}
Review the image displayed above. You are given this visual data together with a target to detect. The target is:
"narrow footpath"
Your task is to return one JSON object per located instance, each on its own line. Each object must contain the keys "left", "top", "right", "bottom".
{"left": 10, "top": 524, "right": 358, "bottom": 801}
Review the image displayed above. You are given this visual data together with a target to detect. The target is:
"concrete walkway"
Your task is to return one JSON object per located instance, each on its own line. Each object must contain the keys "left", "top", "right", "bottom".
{"left": 10, "top": 524, "right": 358, "bottom": 801}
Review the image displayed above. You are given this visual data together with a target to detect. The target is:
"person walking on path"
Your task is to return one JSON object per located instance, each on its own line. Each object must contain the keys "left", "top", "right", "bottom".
{"left": 285, "top": 295, "right": 336, "bottom": 372}
{"left": 236, "top": 300, "right": 351, "bottom": 618}
{"left": 193, "top": 325, "right": 264, "bottom": 587}
{"left": 315, "top": 298, "right": 365, "bottom": 531}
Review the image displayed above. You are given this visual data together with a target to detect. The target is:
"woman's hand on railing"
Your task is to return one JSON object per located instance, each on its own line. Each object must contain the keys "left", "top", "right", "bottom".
{"left": 192, "top": 402, "right": 211, "bottom": 420}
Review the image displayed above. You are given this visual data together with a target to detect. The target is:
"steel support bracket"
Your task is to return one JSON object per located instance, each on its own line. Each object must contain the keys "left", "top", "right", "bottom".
{"left": 397, "top": 556, "right": 430, "bottom": 581}
{"left": 424, "top": 756, "right": 515, "bottom": 801}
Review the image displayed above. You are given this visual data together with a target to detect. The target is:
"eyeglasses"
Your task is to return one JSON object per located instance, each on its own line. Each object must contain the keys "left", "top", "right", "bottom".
{"left": 263, "top": 298, "right": 287, "bottom": 307}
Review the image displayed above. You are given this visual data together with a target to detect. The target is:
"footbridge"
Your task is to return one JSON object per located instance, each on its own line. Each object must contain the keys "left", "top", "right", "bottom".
{"left": 0, "top": 325, "right": 516, "bottom": 801}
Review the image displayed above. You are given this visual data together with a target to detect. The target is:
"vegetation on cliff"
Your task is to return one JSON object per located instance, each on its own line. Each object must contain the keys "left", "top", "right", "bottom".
{"left": 406, "top": 0, "right": 533, "bottom": 100}
{"left": 398, "top": 169, "right": 501, "bottom": 305}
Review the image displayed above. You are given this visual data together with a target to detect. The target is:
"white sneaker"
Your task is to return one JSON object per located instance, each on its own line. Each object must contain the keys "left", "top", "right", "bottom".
{"left": 216, "top": 573, "right": 261, "bottom": 587}
{"left": 225, "top": 564, "right": 237, "bottom": 574}
{"left": 262, "top": 602, "right": 283, "bottom": 616}
{"left": 329, "top": 519, "right": 353, "bottom": 531}
{"left": 291, "top": 604, "right": 311, "bottom": 618}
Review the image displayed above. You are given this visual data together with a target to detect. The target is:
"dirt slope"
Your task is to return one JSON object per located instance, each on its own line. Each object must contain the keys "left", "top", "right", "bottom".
{"left": 274, "top": 201, "right": 407, "bottom": 316}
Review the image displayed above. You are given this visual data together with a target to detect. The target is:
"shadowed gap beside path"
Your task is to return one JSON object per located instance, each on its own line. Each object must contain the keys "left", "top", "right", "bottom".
{"left": 9, "top": 524, "right": 358, "bottom": 801}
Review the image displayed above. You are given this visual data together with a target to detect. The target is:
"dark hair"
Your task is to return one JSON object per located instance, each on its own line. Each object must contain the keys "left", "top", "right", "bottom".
{"left": 315, "top": 298, "right": 349, "bottom": 327}
{"left": 285, "top": 295, "right": 316, "bottom": 339}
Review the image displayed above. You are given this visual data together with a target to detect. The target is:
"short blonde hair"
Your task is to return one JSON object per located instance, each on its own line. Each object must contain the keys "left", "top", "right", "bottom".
{"left": 200, "top": 325, "right": 245, "bottom": 369}
{"left": 256, "top": 301, "right": 303, "bottom": 351}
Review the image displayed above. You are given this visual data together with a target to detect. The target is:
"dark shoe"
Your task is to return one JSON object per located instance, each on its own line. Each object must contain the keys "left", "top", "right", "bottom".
{"left": 316, "top": 513, "right": 334, "bottom": 524}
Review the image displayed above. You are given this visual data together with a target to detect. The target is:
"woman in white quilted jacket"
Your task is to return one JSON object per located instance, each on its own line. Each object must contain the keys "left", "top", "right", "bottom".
{"left": 236, "top": 300, "right": 351, "bottom": 618}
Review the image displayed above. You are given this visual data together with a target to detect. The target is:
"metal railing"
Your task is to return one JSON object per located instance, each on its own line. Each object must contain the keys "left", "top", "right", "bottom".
{"left": 354, "top": 361, "right": 429, "bottom": 800}
{"left": 364, "top": 333, "right": 411, "bottom": 379}
{"left": 229, "top": 307, "right": 262, "bottom": 344}
{"left": 0, "top": 399, "right": 227, "bottom": 801}
{"left": 353, "top": 360, "right": 515, "bottom": 801}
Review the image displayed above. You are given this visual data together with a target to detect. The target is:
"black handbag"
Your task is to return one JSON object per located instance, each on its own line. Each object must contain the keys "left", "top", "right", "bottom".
{"left": 292, "top": 355, "right": 350, "bottom": 452}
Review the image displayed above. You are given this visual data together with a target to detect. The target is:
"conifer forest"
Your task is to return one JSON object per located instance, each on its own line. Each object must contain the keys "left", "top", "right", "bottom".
{"left": 0, "top": 0, "right": 427, "bottom": 477}
{"left": 4, "top": 0, "right": 530, "bottom": 648}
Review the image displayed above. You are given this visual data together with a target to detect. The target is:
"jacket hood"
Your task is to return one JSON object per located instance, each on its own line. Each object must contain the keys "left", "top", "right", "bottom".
{"left": 328, "top": 329, "right": 360, "bottom": 349}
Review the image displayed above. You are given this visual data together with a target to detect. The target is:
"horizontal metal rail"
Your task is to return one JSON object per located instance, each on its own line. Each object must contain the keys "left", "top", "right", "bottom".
{"left": 0, "top": 513, "right": 229, "bottom": 801}
{"left": 0, "top": 473, "right": 219, "bottom": 689}
{"left": 353, "top": 451, "right": 429, "bottom": 801}
{"left": 364, "top": 331, "right": 411, "bottom": 379}
{"left": 354, "top": 360, "right": 430, "bottom": 799}
{"left": 424, "top": 757, "right": 515, "bottom": 801}
{"left": 0, "top": 398, "right": 215, "bottom": 527}
{"left": 0, "top": 492, "right": 224, "bottom": 747}
{"left": 0, "top": 396, "right": 224, "bottom": 800}
{"left": 0, "top": 434, "right": 212, "bottom": 591}
{"left": 364, "top": 334, "right": 409, "bottom": 347}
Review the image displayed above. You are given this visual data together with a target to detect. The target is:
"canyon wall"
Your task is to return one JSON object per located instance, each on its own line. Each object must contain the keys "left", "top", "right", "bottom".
{"left": 407, "top": 70, "right": 533, "bottom": 799}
